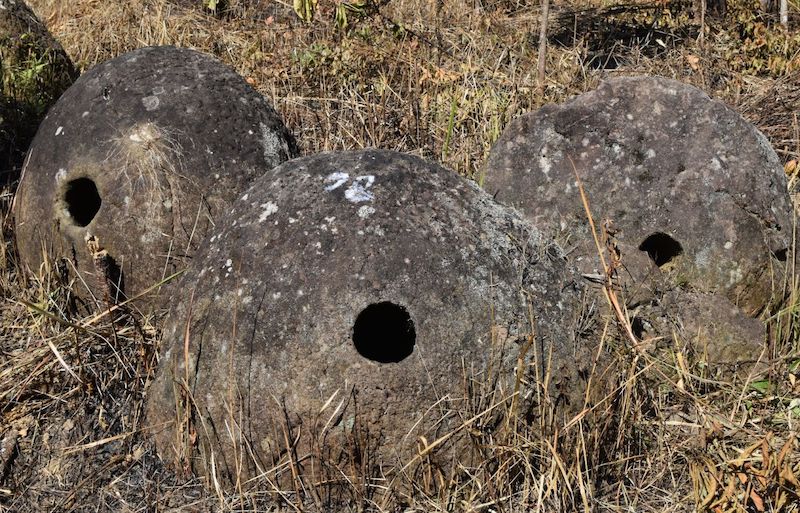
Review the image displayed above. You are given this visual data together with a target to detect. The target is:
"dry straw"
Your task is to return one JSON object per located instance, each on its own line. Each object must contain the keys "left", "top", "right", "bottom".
{"left": 0, "top": 0, "right": 798, "bottom": 510}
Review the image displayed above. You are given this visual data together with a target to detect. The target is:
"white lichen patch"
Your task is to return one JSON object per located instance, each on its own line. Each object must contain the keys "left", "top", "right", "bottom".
{"left": 324, "top": 172, "right": 376, "bottom": 203}
{"left": 55, "top": 168, "right": 67, "bottom": 182}
{"left": 358, "top": 205, "right": 375, "bottom": 219}
{"left": 345, "top": 175, "right": 375, "bottom": 203}
{"left": 142, "top": 95, "right": 160, "bottom": 111}
{"left": 324, "top": 172, "right": 349, "bottom": 191}
{"left": 366, "top": 224, "right": 385, "bottom": 237}
{"left": 139, "top": 231, "right": 159, "bottom": 244}
{"left": 539, "top": 154, "right": 551, "bottom": 176}
{"left": 728, "top": 266, "right": 744, "bottom": 286}
{"left": 259, "top": 202, "right": 278, "bottom": 222}
{"left": 260, "top": 122, "right": 289, "bottom": 165}
{"left": 695, "top": 247, "right": 711, "bottom": 268}
{"left": 653, "top": 101, "right": 663, "bottom": 115}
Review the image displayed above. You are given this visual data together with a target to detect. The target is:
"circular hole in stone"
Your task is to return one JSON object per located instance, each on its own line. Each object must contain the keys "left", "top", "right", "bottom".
{"left": 352, "top": 302, "right": 415, "bottom": 363}
{"left": 631, "top": 317, "right": 647, "bottom": 340}
{"left": 638, "top": 232, "right": 683, "bottom": 268}
{"left": 63, "top": 177, "right": 101, "bottom": 227}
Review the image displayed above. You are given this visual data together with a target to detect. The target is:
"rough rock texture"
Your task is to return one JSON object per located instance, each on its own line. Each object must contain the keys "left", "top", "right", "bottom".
{"left": 633, "top": 288, "right": 766, "bottom": 366}
{"left": 147, "top": 150, "right": 597, "bottom": 486}
{"left": 484, "top": 76, "right": 791, "bottom": 367}
{"left": 13, "top": 46, "right": 297, "bottom": 308}
{"left": 0, "top": 0, "right": 77, "bottom": 181}
{"left": 485, "top": 76, "right": 791, "bottom": 315}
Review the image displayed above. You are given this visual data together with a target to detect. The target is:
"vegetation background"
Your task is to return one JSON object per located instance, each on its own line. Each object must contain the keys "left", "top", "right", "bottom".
{"left": 1, "top": 0, "right": 800, "bottom": 510}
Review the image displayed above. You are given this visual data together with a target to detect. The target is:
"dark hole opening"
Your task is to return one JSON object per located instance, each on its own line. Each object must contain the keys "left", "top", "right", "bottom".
{"left": 352, "top": 302, "right": 415, "bottom": 364}
{"left": 631, "top": 317, "right": 647, "bottom": 340}
{"left": 774, "top": 248, "right": 788, "bottom": 262}
{"left": 64, "top": 177, "right": 101, "bottom": 227}
{"left": 638, "top": 232, "right": 683, "bottom": 267}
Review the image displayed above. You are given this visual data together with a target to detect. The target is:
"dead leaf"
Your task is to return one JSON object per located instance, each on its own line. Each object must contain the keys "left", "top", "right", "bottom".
{"left": 750, "top": 489, "right": 765, "bottom": 511}
{"left": 686, "top": 54, "right": 700, "bottom": 70}
{"left": 781, "top": 466, "right": 800, "bottom": 487}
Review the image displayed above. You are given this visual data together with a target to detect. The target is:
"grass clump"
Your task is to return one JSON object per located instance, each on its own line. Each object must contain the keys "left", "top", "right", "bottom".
{"left": 0, "top": 0, "right": 76, "bottom": 183}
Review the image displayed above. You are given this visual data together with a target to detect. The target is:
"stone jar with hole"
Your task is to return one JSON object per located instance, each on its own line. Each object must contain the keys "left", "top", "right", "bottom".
{"left": 146, "top": 149, "right": 599, "bottom": 487}
{"left": 483, "top": 76, "right": 793, "bottom": 368}
{"left": 12, "top": 46, "right": 297, "bottom": 309}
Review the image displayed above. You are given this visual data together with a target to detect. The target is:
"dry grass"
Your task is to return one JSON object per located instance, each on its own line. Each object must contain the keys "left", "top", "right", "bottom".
{"left": 0, "top": 0, "right": 799, "bottom": 510}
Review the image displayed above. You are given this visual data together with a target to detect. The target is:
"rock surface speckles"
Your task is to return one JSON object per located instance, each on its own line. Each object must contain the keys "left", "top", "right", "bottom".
{"left": 146, "top": 149, "right": 597, "bottom": 485}
{"left": 484, "top": 76, "right": 791, "bottom": 316}
{"left": 13, "top": 46, "right": 297, "bottom": 308}
{"left": 484, "top": 76, "right": 792, "bottom": 367}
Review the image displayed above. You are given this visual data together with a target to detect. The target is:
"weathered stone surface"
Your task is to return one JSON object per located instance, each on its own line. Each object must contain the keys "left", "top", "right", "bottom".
{"left": 146, "top": 150, "right": 596, "bottom": 485}
{"left": 670, "top": 290, "right": 766, "bottom": 367}
{"left": 13, "top": 46, "right": 297, "bottom": 308}
{"left": 0, "top": 0, "right": 77, "bottom": 181}
{"left": 484, "top": 76, "right": 792, "bottom": 318}
{"left": 633, "top": 289, "right": 766, "bottom": 371}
